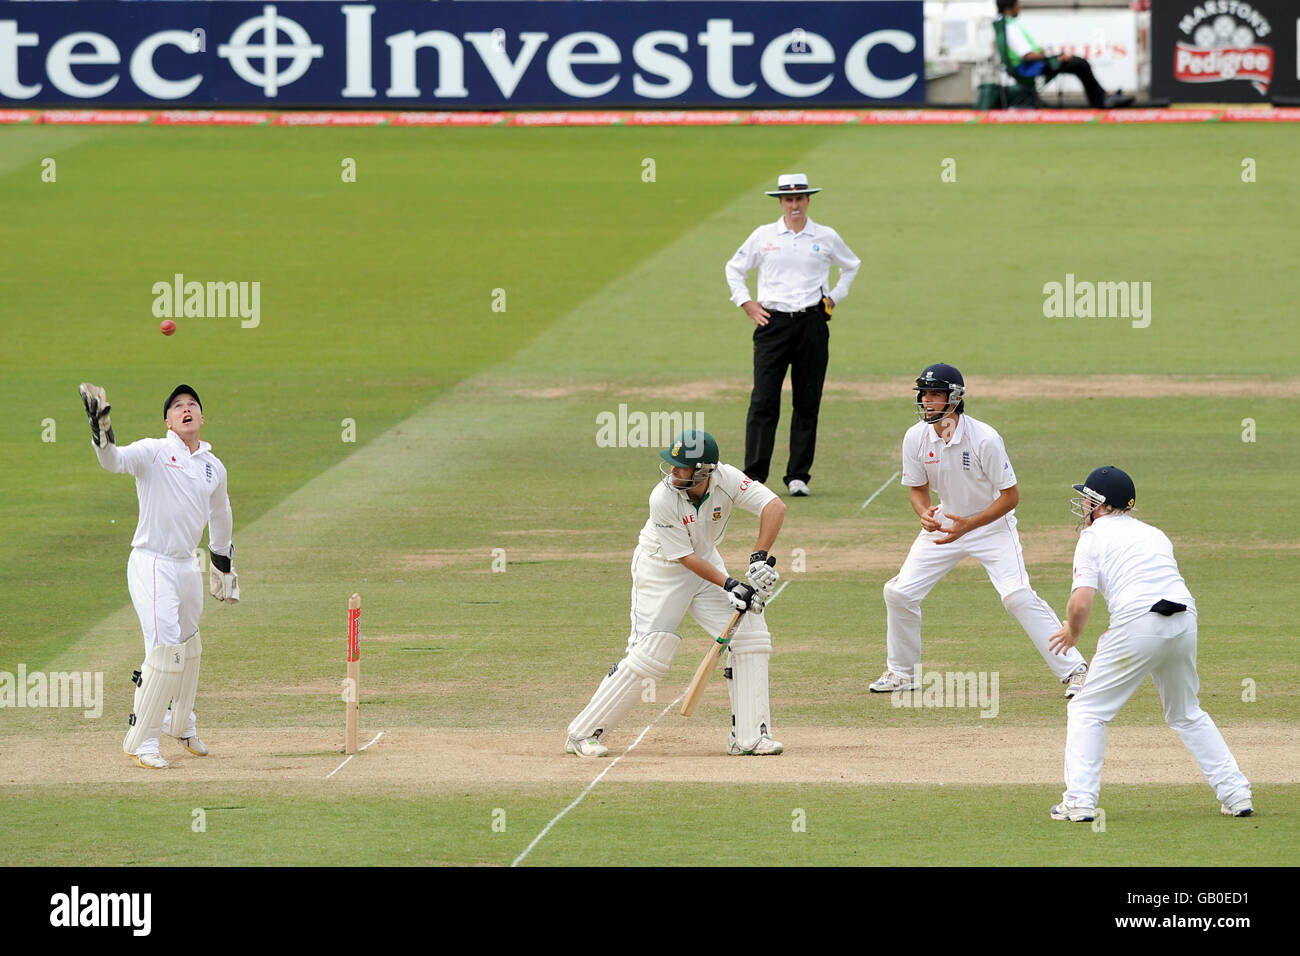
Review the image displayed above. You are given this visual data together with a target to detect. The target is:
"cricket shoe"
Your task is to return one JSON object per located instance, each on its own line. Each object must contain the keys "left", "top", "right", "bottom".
{"left": 181, "top": 736, "right": 209, "bottom": 756}
{"left": 131, "top": 753, "right": 169, "bottom": 770}
{"left": 565, "top": 734, "right": 608, "bottom": 758}
{"left": 1221, "top": 795, "right": 1253, "bottom": 817}
{"left": 1063, "top": 663, "right": 1088, "bottom": 699}
{"left": 1049, "top": 803, "right": 1096, "bottom": 822}
{"left": 727, "top": 732, "right": 784, "bottom": 755}
{"left": 787, "top": 480, "right": 811, "bottom": 497}
{"left": 869, "top": 668, "right": 919, "bottom": 693}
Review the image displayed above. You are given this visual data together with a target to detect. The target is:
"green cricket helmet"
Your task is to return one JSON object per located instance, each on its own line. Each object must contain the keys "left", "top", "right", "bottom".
{"left": 659, "top": 430, "right": 719, "bottom": 492}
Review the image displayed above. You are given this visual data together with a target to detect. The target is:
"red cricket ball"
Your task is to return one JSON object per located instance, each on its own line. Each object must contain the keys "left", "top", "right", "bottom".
{"left": 160, "top": 320, "right": 176, "bottom": 336}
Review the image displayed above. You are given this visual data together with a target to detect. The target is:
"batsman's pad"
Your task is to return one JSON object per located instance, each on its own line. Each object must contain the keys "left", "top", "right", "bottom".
{"left": 165, "top": 631, "right": 202, "bottom": 739}
{"left": 726, "top": 630, "right": 773, "bottom": 753}
{"left": 567, "top": 631, "right": 680, "bottom": 741}
{"left": 123, "top": 642, "right": 186, "bottom": 755}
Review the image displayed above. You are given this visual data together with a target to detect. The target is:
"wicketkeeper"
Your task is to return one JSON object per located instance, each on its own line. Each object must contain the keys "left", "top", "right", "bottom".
{"left": 80, "top": 382, "right": 239, "bottom": 769}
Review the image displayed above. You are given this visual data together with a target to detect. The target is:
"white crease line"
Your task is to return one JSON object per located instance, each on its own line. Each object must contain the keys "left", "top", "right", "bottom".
{"left": 326, "top": 730, "right": 385, "bottom": 779}
{"left": 511, "top": 695, "right": 683, "bottom": 867}
{"left": 860, "top": 471, "right": 901, "bottom": 511}
{"left": 764, "top": 580, "right": 791, "bottom": 606}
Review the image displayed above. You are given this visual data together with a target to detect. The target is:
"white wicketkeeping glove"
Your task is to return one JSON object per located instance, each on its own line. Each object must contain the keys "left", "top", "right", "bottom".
{"left": 209, "top": 548, "right": 240, "bottom": 604}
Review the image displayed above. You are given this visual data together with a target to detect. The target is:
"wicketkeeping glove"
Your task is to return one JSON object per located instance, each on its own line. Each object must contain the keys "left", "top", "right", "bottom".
{"left": 724, "top": 577, "right": 759, "bottom": 613}
{"left": 747, "top": 551, "right": 779, "bottom": 592}
{"left": 209, "top": 547, "right": 240, "bottom": 604}
{"left": 78, "top": 383, "right": 115, "bottom": 449}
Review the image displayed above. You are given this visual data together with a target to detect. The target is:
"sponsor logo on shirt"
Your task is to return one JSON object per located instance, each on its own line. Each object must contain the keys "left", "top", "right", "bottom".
{"left": 682, "top": 515, "right": 695, "bottom": 525}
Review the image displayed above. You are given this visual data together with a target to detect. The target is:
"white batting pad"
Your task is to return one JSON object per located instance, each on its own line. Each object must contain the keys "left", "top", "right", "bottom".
{"left": 123, "top": 642, "right": 186, "bottom": 755}
{"left": 164, "top": 631, "right": 202, "bottom": 739}
{"left": 726, "top": 630, "right": 773, "bottom": 752}
{"left": 567, "top": 631, "right": 680, "bottom": 741}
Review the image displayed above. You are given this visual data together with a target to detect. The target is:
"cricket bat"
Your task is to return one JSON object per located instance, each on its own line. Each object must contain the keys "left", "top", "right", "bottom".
{"left": 680, "top": 609, "right": 744, "bottom": 717}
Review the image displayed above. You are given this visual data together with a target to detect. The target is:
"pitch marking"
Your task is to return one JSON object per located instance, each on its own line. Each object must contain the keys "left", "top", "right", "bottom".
{"left": 511, "top": 695, "right": 684, "bottom": 867}
{"left": 325, "top": 730, "right": 385, "bottom": 779}
{"left": 860, "top": 471, "right": 901, "bottom": 511}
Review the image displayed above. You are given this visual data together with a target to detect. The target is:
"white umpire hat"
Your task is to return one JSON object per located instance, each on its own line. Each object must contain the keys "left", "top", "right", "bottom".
{"left": 765, "top": 173, "right": 822, "bottom": 197}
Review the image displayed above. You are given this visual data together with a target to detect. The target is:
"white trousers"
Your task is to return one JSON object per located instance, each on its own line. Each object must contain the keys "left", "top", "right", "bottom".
{"left": 126, "top": 549, "right": 201, "bottom": 752}
{"left": 1063, "top": 611, "right": 1251, "bottom": 809}
{"left": 883, "top": 517, "right": 1085, "bottom": 679}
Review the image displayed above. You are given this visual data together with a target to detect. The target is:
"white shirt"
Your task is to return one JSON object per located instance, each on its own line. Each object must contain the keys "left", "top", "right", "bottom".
{"left": 1071, "top": 513, "right": 1196, "bottom": 629}
{"left": 95, "top": 429, "right": 234, "bottom": 561}
{"left": 638, "top": 463, "right": 778, "bottom": 563}
{"left": 1004, "top": 17, "right": 1036, "bottom": 59}
{"left": 900, "top": 414, "right": 1017, "bottom": 521}
{"left": 725, "top": 215, "right": 860, "bottom": 312}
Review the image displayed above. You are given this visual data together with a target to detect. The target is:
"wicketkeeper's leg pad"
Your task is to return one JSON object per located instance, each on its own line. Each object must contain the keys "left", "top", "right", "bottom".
{"left": 567, "top": 631, "right": 680, "bottom": 741}
{"left": 164, "top": 631, "right": 202, "bottom": 739}
{"left": 123, "top": 642, "right": 186, "bottom": 755}
{"left": 726, "top": 630, "right": 773, "bottom": 752}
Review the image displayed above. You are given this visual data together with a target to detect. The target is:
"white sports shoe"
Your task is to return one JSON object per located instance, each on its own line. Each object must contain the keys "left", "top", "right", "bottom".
{"left": 181, "top": 736, "right": 209, "bottom": 756}
{"left": 787, "top": 479, "right": 811, "bottom": 497}
{"left": 565, "top": 734, "right": 609, "bottom": 758}
{"left": 869, "top": 669, "right": 919, "bottom": 693}
{"left": 1050, "top": 803, "right": 1096, "bottom": 822}
{"left": 1221, "top": 795, "right": 1253, "bottom": 817}
{"left": 728, "top": 732, "right": 784, "bottom": 755}
{"left": 131, "top": 753, "right": 169, "bottom": 770}
{"left": 1063, "top": 663, "right": 1088, "bottom": 699}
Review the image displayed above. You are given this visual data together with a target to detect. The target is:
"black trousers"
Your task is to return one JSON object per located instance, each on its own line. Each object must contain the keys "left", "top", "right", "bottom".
{"left": 743, "top": 303, "right": 830, "bottom": 487}
{"left": 1044, "top": 56, "right": 1107, "bottom": 109}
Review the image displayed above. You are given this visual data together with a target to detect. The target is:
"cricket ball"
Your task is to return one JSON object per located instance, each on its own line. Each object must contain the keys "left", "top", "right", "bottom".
{"left": 160, "top": 320, "right": 176, "bottom": 336}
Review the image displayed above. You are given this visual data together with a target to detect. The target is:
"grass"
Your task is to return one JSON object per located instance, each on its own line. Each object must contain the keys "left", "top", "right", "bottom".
{"left": 1, "top": 122, "right": 1296, "bottom": 867}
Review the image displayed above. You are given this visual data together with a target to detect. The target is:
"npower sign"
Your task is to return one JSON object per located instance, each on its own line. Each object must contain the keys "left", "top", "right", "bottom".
{"left": 0, "top": 1, "right": 925, "bottom": 107}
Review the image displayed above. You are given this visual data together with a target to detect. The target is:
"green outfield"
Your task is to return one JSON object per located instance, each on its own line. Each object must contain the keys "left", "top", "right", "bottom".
{"left": 1, "top": 123, "right": 1297, "bottom": 867}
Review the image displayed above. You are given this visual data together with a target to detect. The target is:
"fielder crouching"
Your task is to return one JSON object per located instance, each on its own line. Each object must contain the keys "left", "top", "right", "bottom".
{"left": 80, "top": 383, "right": 239, "bottom": 770}
{"left": 1048, "top": 466, "right": 1252, "bottom": 821}
{"left": 566, "top": 430, "right": 786, "bottom": 757}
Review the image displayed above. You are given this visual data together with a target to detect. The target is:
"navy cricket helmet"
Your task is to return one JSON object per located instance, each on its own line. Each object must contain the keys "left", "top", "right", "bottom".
{"left": 913, "top": 363, "right": 965, "bottom": 423}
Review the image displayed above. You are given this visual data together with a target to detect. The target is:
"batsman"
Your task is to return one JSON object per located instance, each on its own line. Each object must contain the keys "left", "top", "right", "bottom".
{"left": 566, "top": 430, "right": 786, "bottom": 757}
{"left": 80, "top": 382, "right": 239, "bottom": 769}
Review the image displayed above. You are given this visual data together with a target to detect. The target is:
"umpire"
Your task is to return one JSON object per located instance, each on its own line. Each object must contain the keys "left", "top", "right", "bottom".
{"left": 725, "top": 173, "right": 860, "bottom": 497}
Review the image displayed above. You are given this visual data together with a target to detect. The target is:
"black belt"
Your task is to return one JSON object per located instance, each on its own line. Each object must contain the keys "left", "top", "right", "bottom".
{"left": 1150, "top": 600, "right": 1187, "bottom": 616}
{"left": 767, "top": 302, "right": 825, "bottom": 319}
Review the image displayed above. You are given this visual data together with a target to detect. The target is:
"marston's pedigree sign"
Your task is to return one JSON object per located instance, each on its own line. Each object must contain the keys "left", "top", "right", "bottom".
{"left": 1153, "top": 1, "right": 1299, "bottom": 101}
{"left": 0, "top": 1, "right": 925, "bottom": 107}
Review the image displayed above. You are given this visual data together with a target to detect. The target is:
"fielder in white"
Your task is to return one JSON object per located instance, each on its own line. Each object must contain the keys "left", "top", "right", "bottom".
{"left": 870, "top": 363, "right": 1089, "bottom": 697}
{"left": 1048, "top": 466, "right": 1252, "bottom": 821}
{"left": 566, "top": 430, "right": 787, "bottom": 757}
{"left": 80, "top": 383, "right": 239, "bottom": 770}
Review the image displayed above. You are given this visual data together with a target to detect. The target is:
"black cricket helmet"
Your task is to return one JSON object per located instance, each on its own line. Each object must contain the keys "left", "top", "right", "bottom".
{"left": 913, "top": 363, "right": 965, "bottom": 423}
{"left": 1071, "top": 465, "right": 1136, "bottom": 525}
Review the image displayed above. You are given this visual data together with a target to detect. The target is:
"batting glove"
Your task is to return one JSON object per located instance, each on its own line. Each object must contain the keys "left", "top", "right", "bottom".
{"left": 747, "top": 551, "right": 779, "bottom": 591}
{"left": 723, "top": 577, "right": 759, "bottom": 612}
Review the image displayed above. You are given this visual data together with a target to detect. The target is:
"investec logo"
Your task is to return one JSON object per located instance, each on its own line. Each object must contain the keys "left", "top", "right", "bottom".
{"left": 0, "top": 3, "right": 919, "bottom": 101}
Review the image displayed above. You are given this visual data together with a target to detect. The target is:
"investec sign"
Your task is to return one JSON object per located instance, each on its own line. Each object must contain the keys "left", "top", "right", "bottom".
{"left": 0, "top": 1, "right": 924, "bottom": 107}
